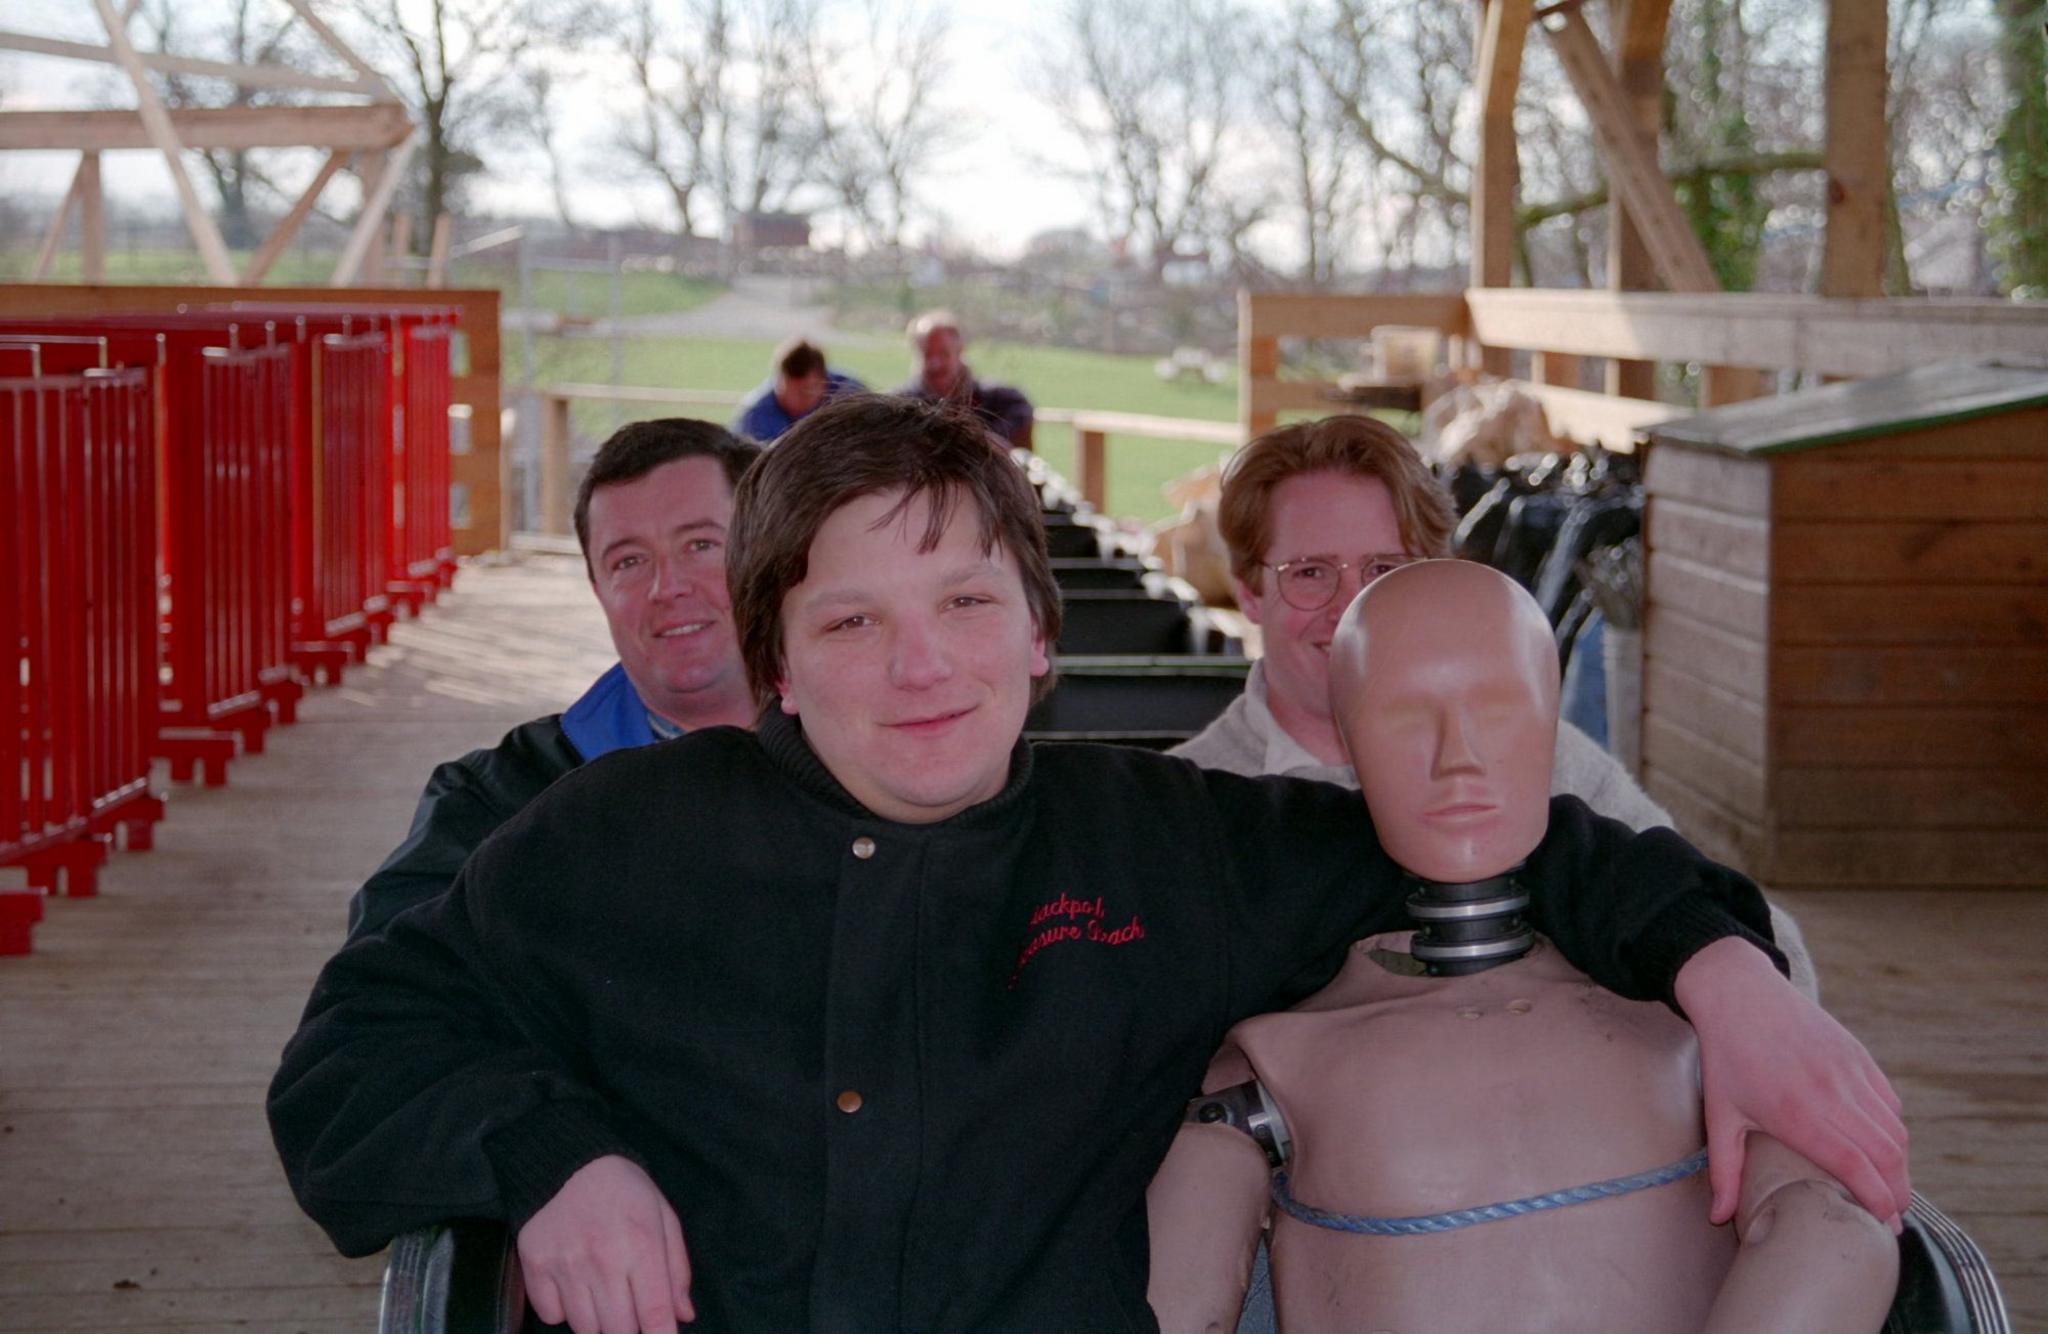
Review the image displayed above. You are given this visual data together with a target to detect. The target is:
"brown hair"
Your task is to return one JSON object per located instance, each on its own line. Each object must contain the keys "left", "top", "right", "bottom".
{"left": 1218, "top": 416, "right": 1455, "bottom": 592}
{"left": 573, "top": 418, "right": 761, "bottom": 576}
{"left": 727, "top": 393, "right": 1062, "bottom": 707}
{"left": 775, "top": 337, "right": 827, "bottom": 380}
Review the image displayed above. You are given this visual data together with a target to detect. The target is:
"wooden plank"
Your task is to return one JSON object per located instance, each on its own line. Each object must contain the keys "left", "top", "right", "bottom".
{"left": 1820, "top": 0, "right": 1888, "bottom": 299}
{"left": 278, "top": 0, "right": 399, "bottom": 98}
{"left": 1638, "top": 764, "right": 1769, "bottom": 874}
{"left": 1646, "top": 606, "right": 1768, "bottom": 698}
{"left": 76, "top": 152, "right": 104, "bottom": 283}
{"left": 90, "top": 0, "right": 235, "bottom": 283}
{"left": 1773, "top": 457, "right": 2048, "bottom": 521}
{"left": 1642, "top": 442, "right": 1770, "bottom": 515}
{"left": 1064, "top": 410, "right": 1241, "bottom": 445}
{"left": 1471, "top": 0, "right": 1530, "bottom": 377}
{"left": 426, "top": 212, "right": 453, "bottom": 288}
{"left": 1520, "top": 380, "right": 1682, "bottom": 450}
{"left": 1771, "top": 830, "right": 2048, "bottom": 888}
{"left": 0, "top": 104, "right": 413, "bottom": 152}
{"left": 539, "top": 392, "right": 573, "bottom": 536}
{"left": 29, "top": 156, "right": 85, "bottom": 281}
{"left": 0, "top": 29, "right": 385, "bottom": 97}
{"left": 240, "top": 148, "right": 346, "bottom": 284}
{"left": 1773, "top": 520, "right": 2048, "bottom": 584}
{"left": 1075, "top": 427, "right": 1107, "bottom": 510}
{"left": 1239, "top": 291, "right": 1468, "bottom": 341}
{"left": 1644, "top": 498, "right": 1771, "bottom": 581}
{"left": 1790, "top": 408, "right": 2048, "bottom": 461}
{"left": 1238, "top": 288, "right": 1280, "bottom": 438}
{"left": 1642, "top": 714, "right": 1768, "bottom": 817}
{"left": 1774, "top": 645, "right": 2048, "bottom": 706}
{"left": 1242, "top": 377, "right": 1350, "bottom": 414}
{"left": 1774, "top": 705, "right": 2048, "bottom": 768}
{"left": 1466, "top": 289, "right": 2048, "bottom": 376}
{"left": 1531, "top": 350, "right": 1581, "bottom": 387}
{"left": 1605, "top": 0, "right": 1668, "bottom": 399}
{"left": 1541, "top": 7, "right": 1719, "bottom": 293}
{"left": 1775, "top": 768, "right": 2048, "bottom": 829}
{"left": 1643, "top": 658, "right": 1767, "bottom": 762}
{"left": 1646, "top": 551, "right": 1768, "bottom": 642}
{"left": 334, "top": 144, "right": 400, "bottom": 286}
{"left": 1772, "top": 584, "right": 2048, "bottom": 646}
{"left": 0, "top": 1284, "right": 377, "bottom": 1327}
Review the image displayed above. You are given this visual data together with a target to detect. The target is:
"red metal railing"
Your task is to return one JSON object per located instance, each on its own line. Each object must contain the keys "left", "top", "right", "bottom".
{"left": 2, "top": 302, "right": 462, "bottom": 946}
{"left": 216, "top": 303, "right": 460, "bottom": 614}
{"left": 1, "top": 346, "right": 161, "bottom": 902}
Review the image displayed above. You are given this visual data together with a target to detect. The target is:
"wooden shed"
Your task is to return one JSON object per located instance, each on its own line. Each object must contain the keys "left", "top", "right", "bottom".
{"left": 1638, "top": 359, "right": 2048, "bottom": 892}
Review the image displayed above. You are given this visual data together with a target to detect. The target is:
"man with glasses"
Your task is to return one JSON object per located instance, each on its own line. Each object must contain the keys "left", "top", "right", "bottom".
{"left": 1170, "top": 414, "right": 1813, "bottom": 991}
{"left": 1169, "top": 414, "right": 1816, "bottom": 1334}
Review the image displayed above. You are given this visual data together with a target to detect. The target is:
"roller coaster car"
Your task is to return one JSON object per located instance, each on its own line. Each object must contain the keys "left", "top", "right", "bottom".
{"left": 376, "top": 1192, "right": 2009, "bottom": 1333}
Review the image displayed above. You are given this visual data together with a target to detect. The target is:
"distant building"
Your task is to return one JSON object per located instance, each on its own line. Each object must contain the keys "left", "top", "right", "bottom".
{"left": 735, "top": 211, "right": 811, "bottom": 250}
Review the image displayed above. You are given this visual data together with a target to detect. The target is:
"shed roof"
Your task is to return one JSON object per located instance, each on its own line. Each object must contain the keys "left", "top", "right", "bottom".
{"left": 1649, "top": 358, "right": 2048, "bottom": 457}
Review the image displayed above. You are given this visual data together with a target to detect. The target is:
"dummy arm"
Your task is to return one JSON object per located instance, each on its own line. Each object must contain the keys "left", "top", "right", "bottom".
{"left": 1702, "top": 1134, "right": 1900, "bottom": 1334}
{"left": 1147, "top": 1045, "right": 1271, "bottom": 1334}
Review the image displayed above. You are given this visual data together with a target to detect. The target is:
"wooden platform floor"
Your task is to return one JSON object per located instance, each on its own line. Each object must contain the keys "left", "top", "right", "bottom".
{"left": 2, "top": 555, "right": 2042, "bottom": 1330}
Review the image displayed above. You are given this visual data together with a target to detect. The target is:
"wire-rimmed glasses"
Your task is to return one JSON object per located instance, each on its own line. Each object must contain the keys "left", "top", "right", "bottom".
{"left": 1261, "top": 554, "right": 1422, "bottom": 612}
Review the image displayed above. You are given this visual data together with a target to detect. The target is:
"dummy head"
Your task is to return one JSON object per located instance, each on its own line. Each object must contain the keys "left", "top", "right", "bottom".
{"left": 1328, "top": 560, "right": 1558, "bottom": 882}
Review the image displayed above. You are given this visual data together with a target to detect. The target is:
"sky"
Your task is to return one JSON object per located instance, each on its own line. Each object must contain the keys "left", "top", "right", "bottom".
{"left": 0, "top": 0, "right": 1105, "bottom": 260}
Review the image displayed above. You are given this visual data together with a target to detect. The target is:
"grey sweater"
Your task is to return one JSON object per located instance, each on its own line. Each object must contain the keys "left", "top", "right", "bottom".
{"left": 1169, "top": 663, "right": 1818, "bottom": 998}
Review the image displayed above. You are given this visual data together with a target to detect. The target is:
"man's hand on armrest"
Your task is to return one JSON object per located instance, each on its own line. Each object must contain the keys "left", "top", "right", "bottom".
{"left": 1674, "top": 937, "right": 1910, "bottom": 1234}
{"left": 516, "top": 1154, "right": 694, "bottom": 1332}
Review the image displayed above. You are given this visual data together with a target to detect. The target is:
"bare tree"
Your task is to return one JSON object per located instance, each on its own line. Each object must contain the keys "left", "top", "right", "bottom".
{"left": 614, "top": 0, "right": 818, "bottom": 244}
{"left": 800, "top": 0, "right": 958, "bottom": 254}
{"left": 1261, "top": 7, "right": 1365, "bottom": 288}
{"left": 139, "top": 0, "right": 313, "bottom": 249}
{"left": 1042, "top": 0, "right": 1254, "bottom": 279}
{"left": 342, "top": 0, "right": 591, "bottom": 247}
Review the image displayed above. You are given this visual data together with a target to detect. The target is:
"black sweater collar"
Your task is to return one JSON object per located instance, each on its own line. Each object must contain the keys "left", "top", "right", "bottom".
{"left": 756, "top": 702, "right": 1037, "bottom": 829}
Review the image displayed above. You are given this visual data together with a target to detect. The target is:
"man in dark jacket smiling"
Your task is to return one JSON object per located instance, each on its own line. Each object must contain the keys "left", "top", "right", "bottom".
{"left": 345, "top": 420, "right": 762, "bottom": 940}
{"left": 272, "top": 396, "right": 1907, "bottom": 1333}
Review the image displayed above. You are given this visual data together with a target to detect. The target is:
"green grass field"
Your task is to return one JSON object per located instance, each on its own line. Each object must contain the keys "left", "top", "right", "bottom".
{"left": 532, "top": 332, "right": 1243, "bottom": 523}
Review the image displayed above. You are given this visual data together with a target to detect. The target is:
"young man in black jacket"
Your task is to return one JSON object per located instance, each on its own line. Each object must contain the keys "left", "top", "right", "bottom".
{"left": 273, "top": 396, "right": 1906, "bottom": 1333}
{"left": 345, "top": 420, "right": 762, "bottom": 940}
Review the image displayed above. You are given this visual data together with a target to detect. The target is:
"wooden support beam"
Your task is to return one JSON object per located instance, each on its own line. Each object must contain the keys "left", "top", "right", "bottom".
{"left": 1471, "top": 0, "right": 1532, "bottom": 377}
{"left": 1821, "top": 0, "right": 1888, "bottom": 298}
{"left": 1542, "top": 6, "right": 1718, "bottom": 293}
{"left": 388, "top": 211, "right": 414, "bottom": 283}
{"left": 1075, "top": 426, "right": 1108, "bottom": 511}
{"left": 0, "top": 104, "right": 413, "bottom": 153}
{"left": 1606, "top": 0, "right": 1669, "bottom": 399}
{"left": 92, "top": 0, "right": 236, "bottom": 282}
{"left": 30, "top": 158, "right": 86, "bottom": 281}
{"left": 538, "top": 393, "right": 574, "bottom": 537}
{"left": 0, "top": 29, "right": 386, "bottom": 97}
{"left": 332, "top": 136, "right": 417, "bottom": 287}
{"left": 77, "top": 152, "right": 105, "bottom": 283}
{"left": 1467, "top": 289, "right": 2048, "bottom": 377}
{"left": 241, "top": 149, "right": 347, "bottom": 284}
{"left": 278, "top": 0, "right": 400, "bottom": 101}
{"left": 1532, "top": 350, "right": 1582, "bottom": 388}
{"left": 426, "top": 214, "right": 453, "bottom": 288}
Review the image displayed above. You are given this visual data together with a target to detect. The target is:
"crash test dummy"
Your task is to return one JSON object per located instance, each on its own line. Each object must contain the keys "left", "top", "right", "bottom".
{"left": 1146, "top": 559, "right": 1899, "bottom": 1334}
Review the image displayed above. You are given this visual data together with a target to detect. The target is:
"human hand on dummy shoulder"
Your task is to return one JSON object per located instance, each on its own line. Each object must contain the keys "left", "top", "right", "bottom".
{"left": 1674, "top": 936, "right": 1910, "bottom": 1234}
{"left": 517, "top": 1154, "right": 695, "bottom": 1332}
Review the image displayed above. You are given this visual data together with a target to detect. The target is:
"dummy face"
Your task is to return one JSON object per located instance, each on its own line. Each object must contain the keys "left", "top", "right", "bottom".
{"left": 1233, "top": 471, "right": 1411, "bottom": 749}
{"left": 586, "top": 455, "right": 745, "bottom": 727}
{"left": 1329, "top": 560, "right": 1557, "bottom": 882}
{"left": 776, "top": 487, "right": 1050, "bottom": 824}
{"left": 775, "top": 368, "right": 830, "bottom": 419}
{"left": 918, "top": 326, "right": 966, "bottom": 396}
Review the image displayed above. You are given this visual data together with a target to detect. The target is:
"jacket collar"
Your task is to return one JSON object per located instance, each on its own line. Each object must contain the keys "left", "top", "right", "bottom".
{"left": 560, "top": 663, "right": 658, "bottom": 762}
{"left": 756, "top": 702, "right": 1036, "bottom": 828}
